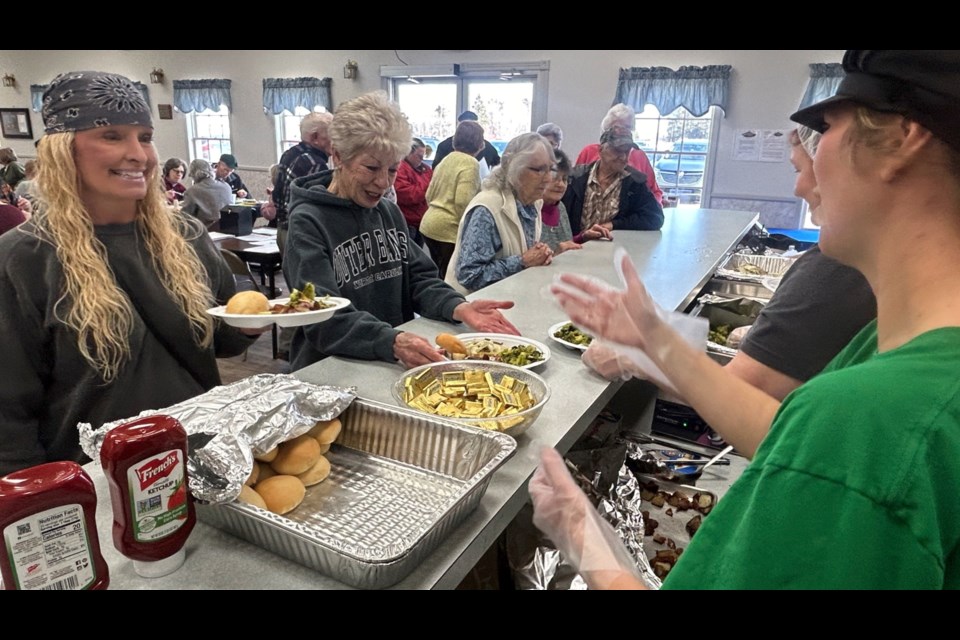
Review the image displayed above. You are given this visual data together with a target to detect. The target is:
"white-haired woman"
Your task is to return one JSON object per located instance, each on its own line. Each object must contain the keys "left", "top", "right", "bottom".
{"left": 0, "top": 71, "right": 258, "bottom": 475}
{"left": 283, "top": 91, "right": 519, "bottom": 372}
{"left": 575, "top": 103, "right": 664, "bottom": 205}
{"left": 446, "top": 132, "right": 557, "bottom": 294}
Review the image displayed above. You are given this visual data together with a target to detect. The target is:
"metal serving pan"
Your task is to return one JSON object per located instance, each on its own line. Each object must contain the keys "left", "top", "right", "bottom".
{"left": 699, "top": 277, "right": 774, "bottom": 301}
{"left": 715, "top": 253, "right": 796, "bottom": 283}
{"left": 691, "top": 296, "right": 767, "bottom": 365}
{"left": 196, "top": 398, "right": 516, "bottom": 589}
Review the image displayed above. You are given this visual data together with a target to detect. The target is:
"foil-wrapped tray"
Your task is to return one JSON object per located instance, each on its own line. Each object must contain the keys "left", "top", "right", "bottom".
{"left": 715, "top": 253, "right": 796, "bottom": 283}
{"left": 196, "top": 398, "right": 516, "bottom": 589}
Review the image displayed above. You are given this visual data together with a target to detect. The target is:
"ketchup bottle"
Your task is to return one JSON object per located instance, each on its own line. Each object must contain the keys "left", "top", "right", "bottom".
{"left": 100, "top": 415, "right": 196, "bottom": 578}
{"left": 0, "top": 461, "right": 109, "bottom": 590}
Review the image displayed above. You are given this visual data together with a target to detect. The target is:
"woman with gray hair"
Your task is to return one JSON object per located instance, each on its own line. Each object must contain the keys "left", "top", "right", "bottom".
{"left": 283, "top": 91, "right": 519, "bottom": 371}
{"left": 446, "top": 132, "right": 556, "bottom": 294}
{"left": 181, "top": 158, "right": 234, "bottom": 228}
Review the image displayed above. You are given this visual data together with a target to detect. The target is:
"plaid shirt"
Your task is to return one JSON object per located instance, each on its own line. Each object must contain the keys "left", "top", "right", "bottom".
{"left": 581, "top": 162, "right": 625, "bottom": 228}
{"left": 274, "top": 142, "right": 329, "bottom": 223}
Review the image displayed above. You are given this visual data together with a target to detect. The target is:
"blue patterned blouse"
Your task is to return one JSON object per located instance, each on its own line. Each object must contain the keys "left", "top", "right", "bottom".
{"left": 454, "top": 199, "right": 539, "bottom": 291}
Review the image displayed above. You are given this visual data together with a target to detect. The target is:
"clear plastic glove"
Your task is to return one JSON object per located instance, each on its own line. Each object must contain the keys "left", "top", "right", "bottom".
{"left": 529, "top": 447, "right": 646, "bottom": 590}
{"left": 582, "top": 339, "right": 643, "bottom": 381}
{"left": 726, "top": 324, "right": 751, "bottom": 349}
{"left": 551, "top": 248, "right": 706, "bottom": 394}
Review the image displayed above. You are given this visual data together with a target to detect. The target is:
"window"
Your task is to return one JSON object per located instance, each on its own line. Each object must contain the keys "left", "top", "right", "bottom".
{"left": 634, "top": 105, "right": 719, "bottom": 207}
{"left": 275, "top": 106, "right": 328, "bottom": 159}
{"left": 387, "top": 62, "right": 549, "bottom": 164}
{"left": 187, "top": 106, "right": 231, "bottom": 163}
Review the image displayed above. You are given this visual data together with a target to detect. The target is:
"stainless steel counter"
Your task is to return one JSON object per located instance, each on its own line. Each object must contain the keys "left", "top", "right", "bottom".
{"left": 90, "top": 208, "right": 757, "bottom": 590}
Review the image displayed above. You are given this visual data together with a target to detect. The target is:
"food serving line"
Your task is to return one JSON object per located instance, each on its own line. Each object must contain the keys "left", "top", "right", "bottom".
{"left": 84, "top": 208, "right": 758, "bottom": 590}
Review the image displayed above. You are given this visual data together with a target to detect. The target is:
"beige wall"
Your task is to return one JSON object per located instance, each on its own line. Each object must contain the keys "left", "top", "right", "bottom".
{"left": 0, "top": 50, "right": 843, "bottom": 213}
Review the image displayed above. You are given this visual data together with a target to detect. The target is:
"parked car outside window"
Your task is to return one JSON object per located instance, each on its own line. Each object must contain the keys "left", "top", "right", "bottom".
{"left": 655, "top": 139, "right": 708, "bottom": 205}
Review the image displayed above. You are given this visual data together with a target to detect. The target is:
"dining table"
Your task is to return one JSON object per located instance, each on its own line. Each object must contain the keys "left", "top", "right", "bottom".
{"left": 84, "top": 207, "right": 759, "bottom": 590}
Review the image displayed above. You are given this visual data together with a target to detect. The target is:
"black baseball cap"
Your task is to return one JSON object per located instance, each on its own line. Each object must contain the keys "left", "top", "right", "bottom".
{"left": 791, "top": 50, "right": 960, "bottom": 152}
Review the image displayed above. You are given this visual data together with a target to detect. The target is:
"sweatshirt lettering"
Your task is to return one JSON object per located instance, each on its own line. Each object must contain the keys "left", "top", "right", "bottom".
{"left": 332, "top": 228, "right": 409, "bottom": 289}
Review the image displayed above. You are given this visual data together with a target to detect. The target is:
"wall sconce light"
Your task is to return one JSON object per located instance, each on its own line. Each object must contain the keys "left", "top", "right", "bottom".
{"left": 343, "top": 60, "right": 358, "bottom": 80}
{"left": 149, "top": 68, "right": 165, "bottom": 84}
{"left": 2, "top": 74, "right": 16, "bottom": 88}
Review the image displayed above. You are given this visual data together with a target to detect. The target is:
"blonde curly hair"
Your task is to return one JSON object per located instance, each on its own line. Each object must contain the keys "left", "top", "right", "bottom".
{"left": 31, "top": 132, "right": 216, "bottom": 382}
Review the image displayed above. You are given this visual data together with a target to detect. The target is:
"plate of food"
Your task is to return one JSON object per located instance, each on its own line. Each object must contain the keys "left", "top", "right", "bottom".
{"left": 435, "top": 333, "right": 551, "bottom": 369}
{"left": 207, "top": 284, "right": 351, "bottom": 328}
{"left": 548, "top": 321, "right": 594, "bottom": 352}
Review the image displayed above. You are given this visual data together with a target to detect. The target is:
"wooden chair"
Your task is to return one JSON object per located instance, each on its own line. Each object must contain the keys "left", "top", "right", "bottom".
{"left": 219, "top": 248, "right": 279, "bottom": 359}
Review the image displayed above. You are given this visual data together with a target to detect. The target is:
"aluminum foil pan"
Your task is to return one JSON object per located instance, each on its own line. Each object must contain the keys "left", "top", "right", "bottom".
{"left": 715, "top": 253, "right": 797, "bottom": 283}
{"left": 78, "top": 374, "right": 356, "bottom": 504}
{"left": 195, "top": 398, "right": 516, "bottom": 589}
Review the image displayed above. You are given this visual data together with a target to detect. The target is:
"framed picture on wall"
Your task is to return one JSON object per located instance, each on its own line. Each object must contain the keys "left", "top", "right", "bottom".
{"left": 0, "top": 108, "right": 33, "bottom": 139}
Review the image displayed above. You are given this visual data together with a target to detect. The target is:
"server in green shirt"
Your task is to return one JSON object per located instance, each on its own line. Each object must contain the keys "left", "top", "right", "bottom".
{"left": 537, "top": 50, "right": 960, "bottom": 589}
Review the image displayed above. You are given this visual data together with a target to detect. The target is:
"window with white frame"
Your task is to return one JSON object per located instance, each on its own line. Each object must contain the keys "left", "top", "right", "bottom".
{"left": 634, "top": 105, "right": 719, "bottom": 207}
{"left": 385, "top": 62, "right": 549, "bottom": 165}
{"left": 187, "top": 106, "right": 232, "bottom": 163}
{"left": 275, "top": 106, "right": 327, "bottom": 160}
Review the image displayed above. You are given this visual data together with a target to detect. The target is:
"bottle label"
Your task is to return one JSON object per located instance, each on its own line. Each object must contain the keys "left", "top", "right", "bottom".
{"left": 2, "top": 504, "right": 97, "bottom": 590}
{"left": 127, "top": 448, "right": 188, "bottom": 542}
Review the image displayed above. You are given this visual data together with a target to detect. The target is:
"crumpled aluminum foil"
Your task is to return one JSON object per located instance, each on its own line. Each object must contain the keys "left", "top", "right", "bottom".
{"left": 78, "top": 374, "right": 356, "bottom": 504}
{"left": 511, "top": 459, "right": 662, "bottom": 590}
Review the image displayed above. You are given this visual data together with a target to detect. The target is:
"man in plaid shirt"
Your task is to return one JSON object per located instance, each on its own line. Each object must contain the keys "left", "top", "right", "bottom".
{"left": 274, "top": 112, "right": 334, "bottom": 232}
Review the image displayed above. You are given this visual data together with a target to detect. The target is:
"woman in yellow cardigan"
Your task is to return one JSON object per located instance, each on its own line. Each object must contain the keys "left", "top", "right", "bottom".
{"left": 419, "top": 121, "right": 484, "bottom": 277}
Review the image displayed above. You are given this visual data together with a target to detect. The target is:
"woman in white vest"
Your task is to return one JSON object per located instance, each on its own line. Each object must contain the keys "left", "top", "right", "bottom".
{"left": 446, "top": 132, "right": 556, "bottom": 294}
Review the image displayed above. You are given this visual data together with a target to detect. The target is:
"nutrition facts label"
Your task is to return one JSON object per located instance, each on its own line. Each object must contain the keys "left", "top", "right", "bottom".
{"left": 3, "top": 503, "right": 96, "bottom": 590}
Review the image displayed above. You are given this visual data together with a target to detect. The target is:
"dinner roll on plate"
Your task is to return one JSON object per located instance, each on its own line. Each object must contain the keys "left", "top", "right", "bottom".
{"left": 226, "top": 290, "right": 270, "bottom": 314}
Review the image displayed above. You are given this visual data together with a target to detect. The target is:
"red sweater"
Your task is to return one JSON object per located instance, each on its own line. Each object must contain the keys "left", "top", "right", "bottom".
{"left": 395, "top": 159, "right": 433, "bottom": 227}
{"left": 0, "top": 203, "right": 25, "bottom": 236}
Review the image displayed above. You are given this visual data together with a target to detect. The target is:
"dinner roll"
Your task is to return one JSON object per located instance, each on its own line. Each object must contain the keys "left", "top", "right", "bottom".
{"left": 271, "top": 434, "right": 321, "bottom": 475}
{"left": 255, "top": 447, "right": 278, "bottom": 463}
{"left": 297, "top": 454, "right": 331, "bottom": 486}
{"left": 257, "top": 463, "right": 277, "bottom": 483}
{"left": 436, "top": 333, "right": 467, "bottom": 355}
{"left": 245, "top": 462, "right": 260, "bottom": 486}
{"left": 318, "top": 442, "right": 331, "bottom": 455}
{"left": 308, "top": 418, "right": 342, "bottom": 445}
{"left": 238, "top": 484, "right": 268, "bottom": 510}
{"left": 225, "top": 290, "right": 270, "bottom": 314}
{"left": 254, "top": 475, "right": 305, "bottom": 515}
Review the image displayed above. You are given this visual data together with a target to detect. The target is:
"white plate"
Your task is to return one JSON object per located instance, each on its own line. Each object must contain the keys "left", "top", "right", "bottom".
{"left": 547, "top": 321, "right": 594, "bottom": 352}
{"left": 452, "top": 333, "right": 552, "bottom": 370}
{"left": 206, "top": 296, "right": 351, "bottom": 329}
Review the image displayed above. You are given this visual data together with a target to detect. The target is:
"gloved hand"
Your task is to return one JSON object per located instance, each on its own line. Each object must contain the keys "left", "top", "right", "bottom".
{"left": 582, "top": 339, "right": 642, "bottom": 381}
{"left": 552, "top": 248, "right": 706, "bottom": 394}
{"left": 529, "top": 447, "right": 646, "bottom": 590}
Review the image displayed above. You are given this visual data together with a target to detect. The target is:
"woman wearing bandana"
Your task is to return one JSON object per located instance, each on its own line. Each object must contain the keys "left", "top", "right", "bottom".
{"left": 0, "top": 71, "right": 261, "bottom": 475}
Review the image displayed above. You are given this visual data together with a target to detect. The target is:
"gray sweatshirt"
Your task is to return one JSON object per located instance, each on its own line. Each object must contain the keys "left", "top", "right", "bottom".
{"left": 284, "top": 170, "right": 466, "bottom": 370}
{"left": 0, "top": 216, "right": 253, "bottom": 474}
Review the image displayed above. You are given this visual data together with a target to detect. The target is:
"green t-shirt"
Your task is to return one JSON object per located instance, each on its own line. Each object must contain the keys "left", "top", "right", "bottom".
{"left": 663, "top": 320, "right": 960, "bottom": 589}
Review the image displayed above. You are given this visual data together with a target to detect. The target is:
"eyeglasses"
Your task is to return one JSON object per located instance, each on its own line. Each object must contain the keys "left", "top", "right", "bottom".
{"left": 527, "top": 164, "right": 558, "bottom": 177}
